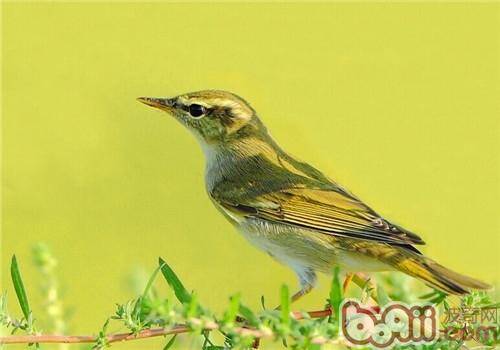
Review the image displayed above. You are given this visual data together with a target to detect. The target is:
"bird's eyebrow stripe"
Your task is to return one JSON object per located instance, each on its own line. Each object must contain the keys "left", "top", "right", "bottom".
{"left": 176, "top": 96, "right": 213, "bottom": 110}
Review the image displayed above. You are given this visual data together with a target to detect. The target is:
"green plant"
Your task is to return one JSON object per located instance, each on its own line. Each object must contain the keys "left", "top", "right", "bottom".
{"left": 0, "top": 249, "right": 498, "bottom": 350}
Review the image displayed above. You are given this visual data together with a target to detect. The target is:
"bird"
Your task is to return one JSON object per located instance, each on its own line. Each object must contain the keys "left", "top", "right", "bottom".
{"left": 137, "top": 90, "right": 490, "bottom": 302}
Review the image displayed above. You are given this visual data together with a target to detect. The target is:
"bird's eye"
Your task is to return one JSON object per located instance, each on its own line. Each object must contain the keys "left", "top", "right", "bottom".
{"left": 188, "top": 104, "right": 206, "bottom": 118}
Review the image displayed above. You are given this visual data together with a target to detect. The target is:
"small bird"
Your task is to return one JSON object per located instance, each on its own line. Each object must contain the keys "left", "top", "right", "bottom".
{"left": 138, "top": 90, "right": 489, "bottom": 301}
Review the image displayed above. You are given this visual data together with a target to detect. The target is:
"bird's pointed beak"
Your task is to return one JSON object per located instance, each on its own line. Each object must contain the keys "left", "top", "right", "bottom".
{"left": 136, "top": 97, "right": 175, "bottom": 111}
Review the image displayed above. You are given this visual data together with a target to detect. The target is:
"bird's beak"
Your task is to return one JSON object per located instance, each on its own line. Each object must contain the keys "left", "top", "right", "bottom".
{"left": 136, "top": 97, "right": 175, "bottom": 112}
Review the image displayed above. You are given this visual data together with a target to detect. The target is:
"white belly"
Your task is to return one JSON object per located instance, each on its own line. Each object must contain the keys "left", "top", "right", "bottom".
{"left": 237, "top": 218, "right": 392, "bottom": 276}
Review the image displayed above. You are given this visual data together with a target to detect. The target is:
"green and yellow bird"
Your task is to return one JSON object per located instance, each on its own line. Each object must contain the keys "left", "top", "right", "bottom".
{"left": 138, "top": 90, "right": 489, "bottom": 301}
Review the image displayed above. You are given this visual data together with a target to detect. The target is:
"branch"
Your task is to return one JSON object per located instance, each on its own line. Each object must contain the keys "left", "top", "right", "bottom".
{"left": 0, "top": 326, "right": 188, "bottom": 344}
{"left": 0, "top": 309, "right": 334, "bottom": 345}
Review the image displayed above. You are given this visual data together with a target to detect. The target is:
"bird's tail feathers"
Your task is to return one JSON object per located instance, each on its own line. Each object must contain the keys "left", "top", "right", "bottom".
{"left": 396, "top": 254, "right": 491, "bottom": 295}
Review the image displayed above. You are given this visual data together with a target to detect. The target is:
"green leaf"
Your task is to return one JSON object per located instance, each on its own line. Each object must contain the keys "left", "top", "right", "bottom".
{"left": 187, "top": 293, "right": 199, "bottom": 317}
{"left": 163, "top": 334, "right": 177, "bottom": 350}
{"left": 424, "top": 290, "right": 447, "bottom": 305}
{"left": 260, "top": 295, "right": 266, "bottom": 310}
{"left": 280, "top": 284, "right": 290, "bottom": 326}
{"left": 10, "top": 255, "right": 31, "bottom": 320}
{"left": 0, "top": 291, "right": 7, "bottom": 310}
{"left": 329, "top": 266, "right": 342, "bottom": 319}
{"left": 131, "top": 296, "right": 143, "bottom": 321}
{"left": 419, "top": 290, "right": 439, "bottom": 299}
{"left": 132, "top": 263, "right": 165, "bottom": 320}
{"left": 223, "top": 293, "right": 241, "bottom": 324}
{"left": 429, "top": 293, "right": 448, "bottom": 305}
{"left": 239, "top": 303, "right": 259, "bottom": 326}
{"left": 158, "top": 257, "right": 191, "bottom": 304}
{"left": 377, "top": 284, "right": 391, "bottom": 306}
{"left": 484, "top": 302, "right": 500, "bottom": 308}
{"left": 142, "top": 263, "right": 163, "bottom": 298}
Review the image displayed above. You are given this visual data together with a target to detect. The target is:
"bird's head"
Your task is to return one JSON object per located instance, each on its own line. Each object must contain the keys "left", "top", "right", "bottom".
{"left": 137, "top": 90, "right": 266, "bottom": 147}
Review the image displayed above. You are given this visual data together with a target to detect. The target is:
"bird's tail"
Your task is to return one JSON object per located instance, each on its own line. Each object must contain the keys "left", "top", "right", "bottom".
{"left": 394, "top": 252, "right": 491, "bottom": 295}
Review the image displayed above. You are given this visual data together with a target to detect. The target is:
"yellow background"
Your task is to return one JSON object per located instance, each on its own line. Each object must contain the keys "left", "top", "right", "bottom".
{"left": 2, "top": 2, "right": 499, "bottom": 349}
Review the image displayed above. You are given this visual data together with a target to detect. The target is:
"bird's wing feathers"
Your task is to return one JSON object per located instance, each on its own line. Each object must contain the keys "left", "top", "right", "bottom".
{"left": 219, "top": 186, "right": 425, "bottom": 246}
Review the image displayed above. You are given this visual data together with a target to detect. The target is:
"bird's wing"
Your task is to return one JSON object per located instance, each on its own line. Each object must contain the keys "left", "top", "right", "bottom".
{"left": 218, "top": 186, "right": 425, "bottom": 246}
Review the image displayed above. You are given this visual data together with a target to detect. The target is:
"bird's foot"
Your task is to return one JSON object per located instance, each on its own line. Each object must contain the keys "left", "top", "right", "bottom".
{"left": 274, "top": 283, "right": 314, "bottom": 310}
{"left": 343, "top": 273, "right": 353, "bottom": 294}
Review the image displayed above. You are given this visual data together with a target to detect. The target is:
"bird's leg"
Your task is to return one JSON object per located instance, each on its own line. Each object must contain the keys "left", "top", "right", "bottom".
{"left": 352, "top": 272, "right": 378, "bottom": 303}
{"left": 274, "top": 283, "right": 314, "bottom": 310}
{"left": 293, "top": 268, "right": 317, "bottom": 303}
{"left": 341, "top": 272, "right": 378, "bottom": 302}
{"left": 343, "top": 273, "right": 353, "bottom": 294}
{"left": 275, "top": 268, "right": 317, "bottom": 310}
{"left": 291, "top": 283, "right": 314, "bottom": 303}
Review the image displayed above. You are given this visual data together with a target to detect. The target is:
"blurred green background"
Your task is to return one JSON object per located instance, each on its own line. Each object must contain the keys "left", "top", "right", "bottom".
{"left": 2, "top": 2, "right": 499, "bottom": 349}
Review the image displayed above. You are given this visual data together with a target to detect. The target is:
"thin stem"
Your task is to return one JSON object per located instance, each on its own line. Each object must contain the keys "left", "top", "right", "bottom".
{"left": 0, "top": 326, "right": 190, "bottom": 344}
{"left": 0, "top": 309, "right": 333, "bottom": 345}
